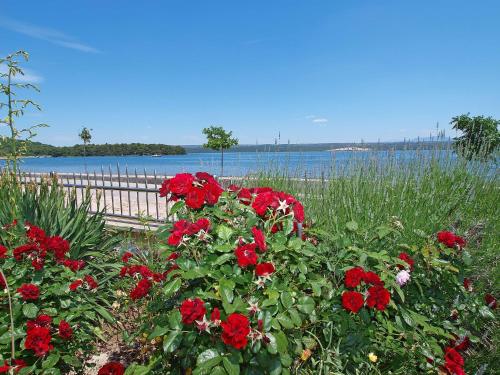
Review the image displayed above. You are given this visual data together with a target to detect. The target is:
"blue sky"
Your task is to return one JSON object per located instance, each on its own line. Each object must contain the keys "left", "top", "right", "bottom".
{"left": 1, "top": 1, "right": 499, "bottom": 146}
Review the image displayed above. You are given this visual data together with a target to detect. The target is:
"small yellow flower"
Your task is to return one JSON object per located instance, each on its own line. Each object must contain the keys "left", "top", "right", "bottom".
{"left": 368, "top": 352, "right": 378, "bottom": 363}
{"left": 301, "top": 349, "right": 312, "bottom": 361}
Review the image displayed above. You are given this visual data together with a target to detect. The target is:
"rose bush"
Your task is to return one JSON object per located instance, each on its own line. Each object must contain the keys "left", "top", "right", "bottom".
{"left": 114, "top": 172, "right": 496, "bottom": 374}
{"left": 0, "top": 221, "right": 119, "bottom": 374}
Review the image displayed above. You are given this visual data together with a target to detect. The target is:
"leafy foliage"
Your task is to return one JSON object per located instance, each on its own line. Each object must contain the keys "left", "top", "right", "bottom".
{"left": 451, "top": 113, "right": 499, "bottom": 160}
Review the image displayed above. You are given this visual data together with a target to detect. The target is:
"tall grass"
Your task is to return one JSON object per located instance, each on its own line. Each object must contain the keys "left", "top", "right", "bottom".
{"left": 240, "top": 148, "right": 499, "bottom": 371}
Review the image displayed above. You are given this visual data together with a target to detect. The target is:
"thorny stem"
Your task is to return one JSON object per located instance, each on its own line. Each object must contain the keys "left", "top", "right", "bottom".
{"left": 0, "top": 269, "right": 16, "bottom": 363}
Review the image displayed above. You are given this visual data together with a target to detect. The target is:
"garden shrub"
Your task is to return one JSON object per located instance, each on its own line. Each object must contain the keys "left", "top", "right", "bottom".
{"left": 115, "top": 172, "right": 496, "bottom": 375}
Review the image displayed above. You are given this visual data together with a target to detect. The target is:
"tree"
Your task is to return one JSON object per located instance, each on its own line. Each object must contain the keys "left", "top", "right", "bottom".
{"left": 202, "top": 126, "right": 238, "bottom": 176}
{"left": 451, "top": 114, "right": 499, "bottom": 160}
{"left": 0, "top": 51, "right": 47, "bottom": 172}
{"left": 78, "top": 127, "right": 92, "bottom": 157}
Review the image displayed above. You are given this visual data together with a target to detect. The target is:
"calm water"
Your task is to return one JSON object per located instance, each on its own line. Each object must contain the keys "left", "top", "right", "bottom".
{"left": 3, "top": 150, "right": 449, "bottom": 177}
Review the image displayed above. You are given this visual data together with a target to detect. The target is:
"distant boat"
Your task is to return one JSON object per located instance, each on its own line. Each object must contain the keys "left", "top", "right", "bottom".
{"left": 151, "top": 154, "right": 162, "bottom": 157}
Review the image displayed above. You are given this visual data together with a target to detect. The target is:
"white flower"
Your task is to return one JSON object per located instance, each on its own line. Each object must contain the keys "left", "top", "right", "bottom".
{"left": 195, "top": 315, "right": 211, "bottom": 333}
{"left": 396, "top": 270, "right": 411, "bottom": 286}
{"left": 277, "top": 199, "right": 290, "bottom": 213}
{"left": 247, "top": 300, "right": 261, "bottom": 315}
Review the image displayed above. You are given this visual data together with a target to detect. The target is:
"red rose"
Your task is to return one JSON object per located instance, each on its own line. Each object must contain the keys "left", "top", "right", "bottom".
{"left": 121, "top": 251, "right": 133, "bottom": 263}
{"left": 180, "top": 298, "right": 206, "bottom": 324}
{"left": 293, "top": 201, "right": 305, "bottom": 223}
{"left": 451, "top": 335, "right": 470, "bottom": 352}
{"left": 463, "top": 278, "right": 472, "bottom": 291}
{"left": 62, "top": 259, "right": 86, "bottom": 272}
{"left": 485, "top": 294, "right": 497, "bottom": 309}
{"left": 341, "top": 291, "right": 364, "bottom": 313}
{"left": 362, "top": 271, "right": 383, "bottom": 286}
{"left": 366, "top": 285, "right": 391, "bottom": 311}
{"left": 98, "top": 362, "right": 125, "bottom": 375}
{"left": 444, "top": 347, "right": 464, "bottom": 375}
{"left": 17, "top": 283, "right": 40, "bottom": 301}
{"left": 454, "top": 235, "right": 466, "bottom": 248}
{"left": 84, "top": 275, "right": 98, "bottom": 290}
{"left": 255, "top": 262, "right": 275, "bottom": 277}
{"left": 237, "top": 187, "right": 253, "bottom": 205}
{"left": 27, "top": 315, "right": 52, "bottom": 330}
{"left": 437, "top": 231, "right": 465, "bottom": 249}
{"left": 169, "top": 173, "right": 195, "bottom": 195}
{"left": 0, "top": 245, "right": 7, "bottom": 259}
{"left": 210, "top": 307, "right": 221, "bottom": 323}
{"left": 26, "top": 225, "right": 46, "bottom": 243}
{"left": 344, "top": 267, "right": 365, "bottom": 288}
{"left": 235, "top": 243, "right": 258, "bottom": 267}
{"left": 185, "top": 187, "right": 205, "bottom": 209}
{"left": 70, "top": 279, "right": 83, "bottom": 291}
{"left": 25, "top": 326, "right": 53, "bottom": 356}
{"left": 221, "top": 313, "right": 251, "bottom": 349}
{"left": 167, "top": 252, "right": 180, "bottom": 261}
{"left": 397, "top": 252, "right": 414, "bottom": 271}
{"left": 0, "top": 273, "right": 6, "bottom": 289}
{"left": 130, "top": 279, "right": 151, "bottom": 300}
{"left": 251, "top": 227, "right": 267, "bottom": 252}
{"left": 46, "top": 236, "right": 70, "bottom": 260}
{"left": 252, "top": 191, "right": 275, "bottom": 217}
{"left": 58, "top": 320, "right": 73, "bottom": 340}
{"left": 189, "top": 218, "right": 211, "bottom": 235}
{"left": 204, "top": 180, "right": 223, "bottom": 205}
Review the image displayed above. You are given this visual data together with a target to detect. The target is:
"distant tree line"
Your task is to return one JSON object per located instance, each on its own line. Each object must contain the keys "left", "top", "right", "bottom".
{"left": 0, "top": 141, "right": 186, "bottom": 157}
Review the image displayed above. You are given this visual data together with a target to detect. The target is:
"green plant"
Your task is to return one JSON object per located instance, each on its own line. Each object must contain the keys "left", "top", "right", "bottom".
{"left": 451, "top": 113, "right": 499, "bottom": 160}
{"left": 0, "top": 51, "right": 47, "bottom": 172}
{"left": 202, "top": 126, "right": 239, "bottom": 177}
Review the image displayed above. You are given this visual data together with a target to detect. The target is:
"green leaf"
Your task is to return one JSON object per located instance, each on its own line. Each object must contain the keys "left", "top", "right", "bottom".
{"left": 275, "top": 331, "right": 288, "bottom": 354}
{"left": 62, "top": 355, "right": 82, "bottom": 368}
{"left": 95, "top": 306, "right": 115, "bottom": 324}
{"left": 163, "top": 330, "right": 182, "bottom": 353}
{"left": 346, "top": 220, "right": 358, "bottom": 231}
{"left": 219, "top": 278, "right": 235, "bottom": 305}
{"left": 297, "top": 296, "right": 315, "bottom": 314}
{"left": 169, "top": 200, "right": 185, "bottom": 216}
{"left": 223, "top": 356, "right": 240, "bottom": 375}
{"left": 266, "top": 333, "right": 278, "bottom": 354}
{"left": 148, "top": 325, "right": 168, "bottom": 340}
{"left": 164, "top": 278, "right": 182, "bottom": 297}
{"left": 197, "top": 349, "right": 221, "bottom": 369}
{"left": 280, "top": 292, "right": 293, "bottom": 309}
{"left": 213, "top": 253, "right": 234, "bottom": 266}
{"left": 217, "top": 225, "right": 234, "bottom": 241}
{"left": 276, "top": 313, "right": 294, "bottom": 329}
{"left": 22, "top": 303, "right": 39, "bottom": 318}
{"left": 42, "top": 352, "right": 60, "bottom": 369}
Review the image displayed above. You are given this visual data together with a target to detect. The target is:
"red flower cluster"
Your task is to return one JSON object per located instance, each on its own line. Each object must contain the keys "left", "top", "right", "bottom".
{"left": 17, "top": 283, "right": 40, "bottom": 301}
{"left": 251, "top": 188, "right": 305, "bottom": 223}
{"left": 0, "top": 245, "right": 7, "bottom": 258}
{"left": 251, "top": 227, "right": 267, "bottom": 252}
{"left": 25, "top": 326, "right": 53, "bottom": 357}
{"left": 0, "top": 273, "right": 6, "bottom": 290}
{"left": 98, "top": 362, "right": 126, "bottom": 375}
{"left": 443, "top": 347, "right": 465, "bottom": 375}
{"left": 0, "top": 359, "right": 27, "bottom": 373}
{"left": 342, "top": 267, "right": 390, "bottom": 313}
{"left": 159, "top": 172, "right": 223, "bottom": 209}
{"left": 167, "top": 218, "right": 211, "bottom": 246}
{"left": 58, "top": 320, "right": 73, "bottom": 340}
{"left": 397, "top": 252, "right": 414, "bottom": 271}
{"left": 12, "top": 225, "right": 86, "bottom": 273}
{"left": 180, "top": 298, "right": 206, "bottom": 324}
{"left": 122, "top": 251, "right": 133, "bottom": 263}
{"left": 485, "top": 294, "right": 497, "bottom": 309}
{"left": 69, "top": 275, "right": 98, "bottom": 291}
{"left": 255, "top": 262, "right": 275, "bottom": 277}
{"left": 27, "top": 315, "right": 52, "bottom": 330}
{"left": 221, "top": 313, "right": 251, "bottom": 349}
{"left": 235, "top": 243, "right": 258, "bottom": 267}
{"left": 437, "top": 231, "right": 466, "bottom": 249}
{"left": 130, "top": 279, "right": 152, "bottom": 300}
{"left": 450, "top": 335, "right": 470, "bottom": 352}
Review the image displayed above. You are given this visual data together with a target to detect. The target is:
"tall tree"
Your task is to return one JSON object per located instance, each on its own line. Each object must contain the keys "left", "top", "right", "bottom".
{"left": 451, "top": 114, "right": 499, "bottom": 160}
{"left": 202, "top": 126, "right": 238, "bottom": 177}
{"left": 78, "top": 127, "right": 92, "bottom": 157}
{"left": 0, "top": 51, "right": 47, "bottom": 172}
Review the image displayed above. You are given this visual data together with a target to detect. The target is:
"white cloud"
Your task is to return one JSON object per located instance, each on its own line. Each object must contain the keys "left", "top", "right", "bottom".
{"left": 0, "top": 16, "right": 100, "bottom": 53}
{"left": 0, "top": 66, "right": 43, "bottom": 83}
{"left": 312, "top": 118, "right": 328, "bottom": 123}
